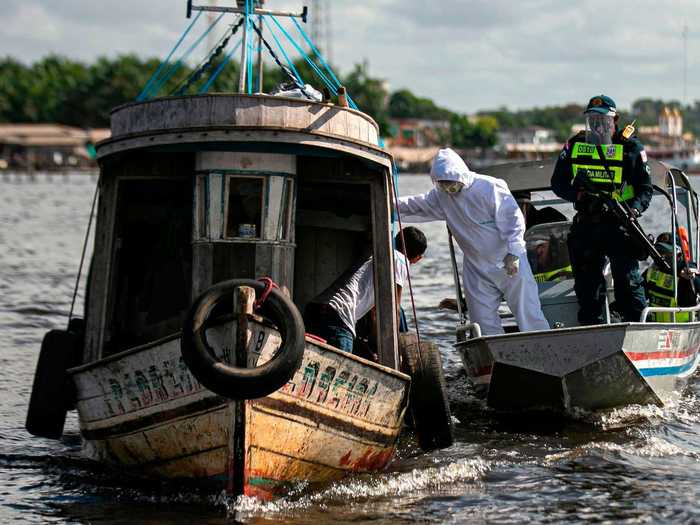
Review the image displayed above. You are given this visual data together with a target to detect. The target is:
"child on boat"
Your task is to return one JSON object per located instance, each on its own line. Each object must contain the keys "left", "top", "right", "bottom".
{"left": 304, "top": 227, "right": 427, "bottom": 354}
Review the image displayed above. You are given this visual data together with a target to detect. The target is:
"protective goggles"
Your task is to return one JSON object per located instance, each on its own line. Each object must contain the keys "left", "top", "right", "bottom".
{"left": 436, "top": 180, "right": 464, "bottom": 194}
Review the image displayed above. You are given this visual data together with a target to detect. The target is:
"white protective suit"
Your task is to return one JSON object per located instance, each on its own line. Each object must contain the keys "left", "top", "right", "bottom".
{"left": 398, "top": 148, "right": 550, "bottom": 335}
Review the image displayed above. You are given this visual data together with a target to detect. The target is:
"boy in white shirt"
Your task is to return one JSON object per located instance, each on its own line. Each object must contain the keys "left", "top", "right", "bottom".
{"left": 305, "top": 227, "right": 426, "bottom": 353}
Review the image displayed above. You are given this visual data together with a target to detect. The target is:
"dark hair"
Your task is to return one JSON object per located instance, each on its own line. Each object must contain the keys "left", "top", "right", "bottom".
{"left": 395, "top": 227, "right": 427, "bottom": 259}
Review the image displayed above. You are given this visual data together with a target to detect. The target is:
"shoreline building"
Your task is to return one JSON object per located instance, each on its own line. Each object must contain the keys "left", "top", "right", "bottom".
{"left": 639, "top": 107, "right": 700, "bottom": 172}
{"left": 0, "top": 124, "right": 110, "bottom": 171}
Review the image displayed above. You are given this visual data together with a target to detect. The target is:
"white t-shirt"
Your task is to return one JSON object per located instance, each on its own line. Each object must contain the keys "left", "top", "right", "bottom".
{"left": 315, "top": 250, "right": 409, "bottom": 336}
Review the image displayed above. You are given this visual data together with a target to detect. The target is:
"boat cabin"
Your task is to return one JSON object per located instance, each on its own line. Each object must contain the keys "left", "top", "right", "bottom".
{"left": 85, "top": 94, "right": 401, "bottom": 367}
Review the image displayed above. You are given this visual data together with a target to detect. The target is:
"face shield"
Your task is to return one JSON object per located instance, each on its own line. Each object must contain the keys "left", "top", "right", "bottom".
{"left": 585, "top": 113, "right": 615, "bottom": 145}
{"left": 436, "top": 180, "right": 465, "bottom": 194}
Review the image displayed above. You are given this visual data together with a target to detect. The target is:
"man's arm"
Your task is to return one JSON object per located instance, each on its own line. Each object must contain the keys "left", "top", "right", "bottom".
{"left": 494, "top": 187, "right": 527, "bottom": 254}
{"left": 397, "top": 189, "right": 446, "bottom": 222}
{"left": 395, "top": 284, "right": 403, "bottom": 327}
{"left": 551, "top": 141, "right": 579, "bottom": 203}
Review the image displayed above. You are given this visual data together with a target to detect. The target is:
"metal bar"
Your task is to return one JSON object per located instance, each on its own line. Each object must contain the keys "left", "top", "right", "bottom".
{"left": 668, "top": 170, "right": 679, "bottom": 321}
{"left": 640, "top": 303, "right": 700, "bottom": 322}
{"left": 447, "top": 227, "right": 467, "bottom": 324}
{"left": 190, "top": 4, "right": 306, "bottom": 18}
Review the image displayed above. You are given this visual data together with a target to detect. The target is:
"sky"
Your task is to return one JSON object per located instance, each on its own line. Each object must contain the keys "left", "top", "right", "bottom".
{"left": 2, "top": 0, "right": 699, "bottom": 114}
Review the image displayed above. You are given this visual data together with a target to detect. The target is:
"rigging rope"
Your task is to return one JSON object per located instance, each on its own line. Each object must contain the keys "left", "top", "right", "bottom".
{"left": 198, "top": 38, "right": 243, "bottom": 93}
{"left": 137, "top": 11, "right": 202, "bottom": 101}
{"left": 249, "top": 22, "right": 307, "bottom": 95}
{"left": 389, "top": 163, "right": 423, "bottom": 356}
{"left": 260, "top": 16, "right": 304, "bottom": 86}
{"left": 68, "top": 176, "right": 100, "bottom": 323}
{"left": 245, "top": 0, "right": 254, "bottom": 94}
{"left": 173, "top": 17, "right": 245, "bottom": 96}
{"left": 290, "top": 17, "right": 358, "bottom": 110}
{"left": 145, "top": 12, "right": 225, "bottom": 100}
{"left": 268, "top": 15, "right": 337, "bottom": 96}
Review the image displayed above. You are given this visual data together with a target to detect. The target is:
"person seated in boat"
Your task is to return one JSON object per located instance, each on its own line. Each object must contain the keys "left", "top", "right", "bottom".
{"left": 642, "top": 234, "right": 700, "bottom": 322}
{"left": 512, "top": 190, "right": 567, "bottom": 231}
{"left": 550, "top": 94, "right": 653, "bottom": 325}
{"left": 398, "top": 148, "right": 550, "bottom": 336}
{"left": 304, "top": 227, "right": 427, "bottom": 354}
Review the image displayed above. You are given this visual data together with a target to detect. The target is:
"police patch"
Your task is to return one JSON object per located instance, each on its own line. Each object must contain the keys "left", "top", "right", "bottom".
{"left": 560, "top": 149, "right": 568, "bottom": 160}
{"left": 640, "top": 149, "right": 647, "bottom": 162}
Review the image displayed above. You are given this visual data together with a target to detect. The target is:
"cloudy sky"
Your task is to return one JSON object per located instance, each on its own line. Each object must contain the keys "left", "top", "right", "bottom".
{"left": 2, "top": 0, "right": 698, "bottom": 114}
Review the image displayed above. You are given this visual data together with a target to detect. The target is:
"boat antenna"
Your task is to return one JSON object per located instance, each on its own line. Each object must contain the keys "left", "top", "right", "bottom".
{"left": 68, "top": 176, "right": 100, "bottom": 324}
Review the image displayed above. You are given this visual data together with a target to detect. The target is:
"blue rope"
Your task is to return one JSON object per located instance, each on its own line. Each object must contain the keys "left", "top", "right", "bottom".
{"left": 137, "top": 11, "right": 202, "bottom": 101}
{"left": 290, "top": 16, "right": 358, "bottom": 110}
{"left": 246, "top": 0, "right": 254, "bottom": 94}
{"left": 268, "top": 16, "right": 334, "bottom": 89}
{"left": 290, "top": 16, "right": 357, "bottom": 109}
{"left": 198, "top": 37, "right": 243, "bottom": 94}
{"left": 261, "top": 16, "right": 304, "bottom": 86}
{"left": 270, "top": 15, "right": 359, "bottom": 110}
{"left": 256, "top": 14, "right": 263, "bottom": 92}
{"left": 145, "top": 12, "right": 225, "bottom": 100}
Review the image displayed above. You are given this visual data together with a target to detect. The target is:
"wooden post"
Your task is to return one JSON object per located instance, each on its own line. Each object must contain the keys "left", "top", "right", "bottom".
{"left": 238, "top": 12, "right": 249, "bottom": 93}
{"left": 371, "top": 172, "right": 399, "bottom": 369}
{"left": 227, "top": 285, "right": 255, "bottom": 496}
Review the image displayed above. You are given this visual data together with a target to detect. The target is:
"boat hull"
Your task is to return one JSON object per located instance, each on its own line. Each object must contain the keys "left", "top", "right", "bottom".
{"left": 71, "top": 319, "right": 409, "bottom": 498}
{"left": 457, "top": 322, "right": 700, "bottom": 412}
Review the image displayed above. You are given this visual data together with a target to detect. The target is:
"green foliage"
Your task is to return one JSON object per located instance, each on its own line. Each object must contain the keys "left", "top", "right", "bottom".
{"left": 2, "top": 53, "right": 699, "bottom": 146}
{"left": 342, "top": 62, "right": 390, "bottom": 135}
{"left": 449, "top": 114, "right": 498, "bottom": 148}
{"left": 388, "top": 89, "right": 452, "bottom": 120}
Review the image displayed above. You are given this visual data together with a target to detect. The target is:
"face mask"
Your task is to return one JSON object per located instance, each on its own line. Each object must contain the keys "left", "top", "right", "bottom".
{"left": 437, "top": 181, "right": 464, "bottom": 194}
{"left": 585, "top": 114, "right": 615, "bottom": 145}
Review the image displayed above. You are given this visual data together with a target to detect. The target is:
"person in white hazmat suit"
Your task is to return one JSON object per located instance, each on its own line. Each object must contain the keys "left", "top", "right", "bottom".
{"left": 398, "top": 148, "right": 550, "bottom": 335}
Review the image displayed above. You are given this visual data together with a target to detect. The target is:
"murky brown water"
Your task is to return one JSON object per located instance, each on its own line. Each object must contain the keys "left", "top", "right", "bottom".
{"left": 2, "top": 172, "right": 700, "bottom": 523}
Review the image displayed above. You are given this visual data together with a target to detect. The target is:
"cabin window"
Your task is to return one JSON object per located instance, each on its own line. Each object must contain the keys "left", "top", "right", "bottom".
{"left": 225, "top": 176, "right": 264, "bottom": 239}
{"left": 281, "top": 180, "right": 294, "bottom": 241}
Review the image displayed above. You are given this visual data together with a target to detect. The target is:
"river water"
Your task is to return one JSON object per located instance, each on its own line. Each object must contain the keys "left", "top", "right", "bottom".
{"left": 2, "top": 172, "right": 700, "bottom": 523}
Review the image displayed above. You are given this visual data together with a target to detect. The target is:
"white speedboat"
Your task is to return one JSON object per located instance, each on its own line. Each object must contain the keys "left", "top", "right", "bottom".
{"left": 452, "top": 159, "right": 700, "bottom": 412}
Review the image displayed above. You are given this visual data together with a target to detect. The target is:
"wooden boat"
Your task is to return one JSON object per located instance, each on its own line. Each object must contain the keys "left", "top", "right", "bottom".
{"left": 26, "top": 1, "right": 452, "bottom": 500}
{"left": 451, "top": 158, "right": 700, "bottom": 412}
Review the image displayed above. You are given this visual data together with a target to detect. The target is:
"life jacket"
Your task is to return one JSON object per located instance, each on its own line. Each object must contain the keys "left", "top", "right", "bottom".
{"left": 570, "top": 141, "right": 635, "bottom": 202}
{"left": 534, "top": 265, "right": 573, "bottom": 283}
{"left": 645, "top": 266, "right": 691, "bottom": 322}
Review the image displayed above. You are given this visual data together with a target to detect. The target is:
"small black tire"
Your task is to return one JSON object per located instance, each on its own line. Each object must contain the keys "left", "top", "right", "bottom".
{"left": 399, "top": 333, "right": 454, "bottom": 451}
{"left": 26, "top": 327, "right": 82, "bottom": 439}
{"left": 181, "top": 279, "right": 305, "bottom": 400}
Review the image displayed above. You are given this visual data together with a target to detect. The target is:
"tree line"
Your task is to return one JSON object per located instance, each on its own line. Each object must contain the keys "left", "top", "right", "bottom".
{"left": 1, "top": 55, "right": 698, "bottom": 147}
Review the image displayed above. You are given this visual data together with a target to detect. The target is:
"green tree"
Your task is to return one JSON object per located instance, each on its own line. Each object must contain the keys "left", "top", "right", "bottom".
{"left": 342, "top": 62, "right": 390, "bottom": 135}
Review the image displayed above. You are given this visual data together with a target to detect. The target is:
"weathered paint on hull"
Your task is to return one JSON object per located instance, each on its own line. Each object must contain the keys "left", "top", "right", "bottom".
{"left": 457, "top": 322, "right": 700, "bottom": 412}
{"left": 70, "top": 318, "right": 409, "bottom": 497}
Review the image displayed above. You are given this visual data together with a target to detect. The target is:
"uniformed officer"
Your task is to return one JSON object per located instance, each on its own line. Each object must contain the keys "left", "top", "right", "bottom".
{"left": 551, "top": 95, "right": 653, "bottom": 325}
{"left": 643, "top": 235, "right": 700, "bottom": 322}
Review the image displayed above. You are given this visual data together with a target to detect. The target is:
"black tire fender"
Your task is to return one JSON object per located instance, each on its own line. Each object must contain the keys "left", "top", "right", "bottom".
{"left": 181, "top": 279, "right": 305, "bottom": 400}
{"left": 399, "top": 333, "right": 454, "bottom": 451}
{"left": 26, "top": 323, "right": 83, "bottom": 440}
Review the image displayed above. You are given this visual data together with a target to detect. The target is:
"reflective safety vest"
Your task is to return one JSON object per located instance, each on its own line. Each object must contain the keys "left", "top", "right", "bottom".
{"left": 645, "top": 267, "right": 691, "bottom": 322}
{"left": 570, "top": 142, "right": 635, "bottom": 202}
{"left": 534, "top": 265, "right": 573, "bottom": 283}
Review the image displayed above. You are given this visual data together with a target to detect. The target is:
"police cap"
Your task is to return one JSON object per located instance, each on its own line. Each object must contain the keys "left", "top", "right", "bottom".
{"left": 584, "top": 95, "right": 617, "bottom": 116}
